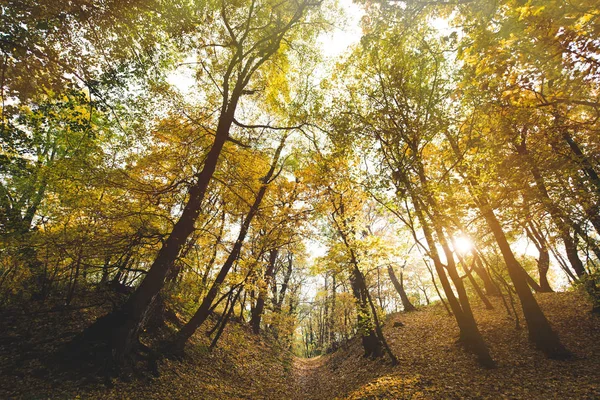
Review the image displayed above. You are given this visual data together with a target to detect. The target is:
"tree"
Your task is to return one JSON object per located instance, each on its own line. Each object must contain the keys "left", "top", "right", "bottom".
{"left": 324, "top": 14, "right": 495, "bottom": 367}
{"left": 388, "top": 264, "right": 416, "bottom": 312}
{"left": 71, "top": 0, "right": 323, "bottom": 369}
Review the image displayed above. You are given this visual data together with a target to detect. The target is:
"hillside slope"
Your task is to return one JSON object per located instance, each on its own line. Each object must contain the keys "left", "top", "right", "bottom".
{"left": 0, "top": 299, "right": 298, "bottom": 399}
{"left": 1, "top": 291, "right": 598, "bottom": 399}
{"left": 293, "top": 291, "right": 600, "bottom": 399}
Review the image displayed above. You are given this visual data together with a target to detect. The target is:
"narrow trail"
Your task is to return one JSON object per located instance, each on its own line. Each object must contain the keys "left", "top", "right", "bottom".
{"left": 292, "top": 355, "right": 328, "bottom": 400}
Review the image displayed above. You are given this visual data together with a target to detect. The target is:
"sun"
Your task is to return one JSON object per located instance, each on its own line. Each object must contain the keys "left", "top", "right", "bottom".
{"left": 453, "top": 235, "right": 473, "bottom": 254}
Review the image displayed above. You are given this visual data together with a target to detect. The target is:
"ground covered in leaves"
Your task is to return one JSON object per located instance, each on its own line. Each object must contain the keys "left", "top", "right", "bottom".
{"left": 295, "top": 290, "right": 600, "bottom": 399}
{"left": 1, "top": 290, "right": 599, "bottom": 399}
{"left": 0, "top": 293, "right": 297, "bottom": 399}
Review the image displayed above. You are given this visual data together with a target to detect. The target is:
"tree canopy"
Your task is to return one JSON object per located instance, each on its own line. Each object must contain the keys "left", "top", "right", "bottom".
{"left": 1, "top": 0, "right": 600, "bottom": 396}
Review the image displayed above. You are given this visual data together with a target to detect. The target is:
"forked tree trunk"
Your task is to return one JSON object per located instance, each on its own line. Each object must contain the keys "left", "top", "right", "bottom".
{"left": 477, "top": 199, "right": 570, "bottom": 359}
{"left": 388, "top": 265, "right": 416, "bottom": 312}
{"left": 522, "top": 268, "right": 543, "bottom": 293}
{"left": 69, "top": 1, "right": 316, "bottom": 366}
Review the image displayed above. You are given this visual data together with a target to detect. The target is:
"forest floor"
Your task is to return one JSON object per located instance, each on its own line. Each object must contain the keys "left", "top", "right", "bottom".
{"left": 1, "top": 290, "right": 599, "bottom": 399}
{"left": 0, "top": 291, "right": 296, "bottom": 399}
{"left": 291, "top": 290, "right": 600, "bottom": 399}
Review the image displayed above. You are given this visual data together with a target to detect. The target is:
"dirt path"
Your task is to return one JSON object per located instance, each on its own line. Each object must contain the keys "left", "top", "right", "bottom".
{"left": 292, "top": 355, "right": 330, "bottom": 400}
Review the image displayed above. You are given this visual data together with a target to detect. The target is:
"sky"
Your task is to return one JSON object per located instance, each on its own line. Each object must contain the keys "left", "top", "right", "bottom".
{"left": 317, "top": 0, "right": 364, "bottom": 58}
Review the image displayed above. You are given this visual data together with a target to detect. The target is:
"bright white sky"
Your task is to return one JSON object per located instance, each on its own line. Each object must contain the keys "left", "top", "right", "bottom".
{"left": 317, "top": 0, "right": 364, "bottom": 58}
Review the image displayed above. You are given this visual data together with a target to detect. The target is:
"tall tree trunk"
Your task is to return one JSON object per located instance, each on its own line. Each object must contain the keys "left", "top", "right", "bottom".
{"left": 446, "top": 130, "right": 569, "bottom": 358}
{"left": 477, "top": 198, "right": 570, "bottom": 359}
{"left": 561, "top": 130, "right": 600, "bottom": 194}
{"left": 424, "top": 259, "right": 451, "bottom": 316}
{"left": 525, "top": 223, "right": 553, "bottom": 293}
{"left": 414, "top": 198, "right": 493, "bottom": 367}
{"left": 349, "top": 267, "right": 383, "bottom": 359}
{"left": 329, "top": 191, "right": 398, "bottom": 365}
{"left": 65, "top": 251, "right": 83, "bottom": 306}
{"left": 322, "top": 273, "right": 329, "bottom": 349}
{"left": 67, "top": 0, "right": 317, "bottom": 363}
{"left": 472, "top": 253, "right": 500, "bottom": 296}
{"left": 274, "top": 252, "right": 293, "bottom": 312}
{"left": 209, "top": 287, "right": 242, "bottom": 350}
{"left": 329, "top": 273, "right": 336, "bottom": 348}
{"left": 458, "top": 256, "right": 494, "bottom": 310}
{"left": 73, "top": 91, "right": 242, "bottom": 366}
{"left": 239, "top": 290, "right": 247, "bottom": 322}
{"left": 387, "top": 265, "right": 416, "bottom": 312}
{"left": 199, "top": 207, "right": 226, "bottom": 300}
{"left": 551, "top": 120, "right": 600, "bottom": 236}
{"left": 407, "top": 163, "right": 494, "bottom": 367}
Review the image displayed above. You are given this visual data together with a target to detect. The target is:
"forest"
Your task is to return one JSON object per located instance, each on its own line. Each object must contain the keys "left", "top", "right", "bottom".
{"left": 1, "top": 0, "right": 600, "bottom": 398}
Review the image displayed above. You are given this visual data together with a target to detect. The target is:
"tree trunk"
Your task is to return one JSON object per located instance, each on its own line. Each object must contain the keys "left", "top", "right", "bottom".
{"left": 561, "top": 130, "right": 600, "bottom": 194}
{"left": 72, "top": 96, "right": 241, "bottom": 367}
{"left": 412, "top": 194, "right": 494, "bottom": 368}
{"left": 329, "top": 274, "right": 336, "bottom": 347}
{"left": 556, "top": 121, "right": 600, "bottom": 235}
{"left": 250, "top": 249, "right": 278, "bottom": 334}
{"left": 169, "top": 137, "right": 287, "bottom": 353}
{"left": 350, "top": 268, "right": 383, "bottom": 359}
{"left": 472, "top": 253, "right": 500, "bottom": 296}
{"left": 329, "top": 190, "right": 397, "bottom": 365}
{"left": 209, "top": 288, "right": 242, "bottom": 350}
{"left": 406, "top": 164, "right": 494, "bottom": 367}
{"left": 65, "top": 251, "right": 83, "bottom": 306}
{"left": 525, "top": 223, "right": 553, "bottom": 292}
{"left": 424, "top": 259, "right": 451, "bottom": 316}
{"left": 522, "top": 268, "right": 544, "bottom": 293}
{"left": 458, "top": 256, "right": 494, "bottom": 310}
{"left": 516, "top": 139, "right": 586, "bottom": 277}
{"left": 199, "top": 207, "right": 226, "bottom": 300}
{"left": 477, "top": 199, "right": 570, "bottom": 359}
{"left": 387, "top": 265, "right": 416, "bottom": 312}
{"left": 274, "top": 252, "right": 293, "bottom": 312}
{"left": 446, "top": 130, "right": 569, "bottom": 359}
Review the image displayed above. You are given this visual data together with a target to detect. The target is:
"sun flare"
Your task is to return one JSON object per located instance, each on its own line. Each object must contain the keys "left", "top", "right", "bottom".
{"left": 453, "top": 236, "right": 474, "bottom": 254}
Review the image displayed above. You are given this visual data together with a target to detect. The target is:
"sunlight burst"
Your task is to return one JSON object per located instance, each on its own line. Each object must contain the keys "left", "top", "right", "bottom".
{"left": 453, "top": 236, "right": 473, "bottom": 254}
